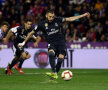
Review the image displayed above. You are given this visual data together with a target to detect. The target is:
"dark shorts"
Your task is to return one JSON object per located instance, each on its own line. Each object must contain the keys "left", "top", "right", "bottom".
{"left": 48, "top": 42, "right": 67, "bottom": 56}
{"left": 12, "top": 44, "right": 28, "bottom": 57}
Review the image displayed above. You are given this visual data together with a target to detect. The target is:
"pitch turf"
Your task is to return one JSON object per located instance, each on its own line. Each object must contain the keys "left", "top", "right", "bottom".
{"left": 0, "top": 68, "right": 108, "bottom": 90}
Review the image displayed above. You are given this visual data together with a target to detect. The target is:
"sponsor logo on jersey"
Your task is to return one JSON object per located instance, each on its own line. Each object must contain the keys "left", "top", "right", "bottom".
{"left": 45, "top": 23, "right": 48, "bottom": 27}
{"left": 47, "top": 29, "right": 59, "bottom": 35}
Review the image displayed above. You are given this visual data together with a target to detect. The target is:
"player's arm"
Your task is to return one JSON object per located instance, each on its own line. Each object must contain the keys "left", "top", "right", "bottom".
{"left": 31, "top": 35, "right": 38, "bottom": 41}
{"left": 0, "top": 46, "right": 2, "bottom": 50}
{"left": 18, "top": 30, "right": 35, "bottom": 47}
{"left": 34, "top": 35, "right": 41, "bottom": 47}
{"left": 65, "top": 12, "right": 90, "bottom": 22}
{"left": 3, "top": 30, "right": 13, "bottom": 44}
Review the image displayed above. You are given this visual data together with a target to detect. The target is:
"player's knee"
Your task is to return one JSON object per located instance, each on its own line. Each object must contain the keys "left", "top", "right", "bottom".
{"left": 48, "top": 51, "right": 55, "bottom": 57}
{"left": 21, "top": 53, "right": 26, "bottom": 59}
{"left": 21, "top": 56, "right": 26, "bottom": 59}
{"left": 58, "top": 58, "right": 64, "bottom": 63}
{"left": 58, "top": 54, "right": 64, "bottom": 59}
{"left": 26, "top": 54, "right": 31, "bottom": 59}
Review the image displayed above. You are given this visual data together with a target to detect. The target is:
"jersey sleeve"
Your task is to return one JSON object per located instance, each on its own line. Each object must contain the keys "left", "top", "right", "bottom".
{"left": 56, "top": 17, "right": 66, "bottom": 23}
{"left": 11, "top": 27, "right": 17, "bottom": 34}
{"left": 33, "top": 33, "right": 38, "bottom": 39}
{"left": 11, "top": 26, "right": 20, "bottom": 34}
{"left": 33, "top": 24, "right": 42, "bottom": 33}
{"left": 0, "top": 30, "right": 3, "bottom": 40}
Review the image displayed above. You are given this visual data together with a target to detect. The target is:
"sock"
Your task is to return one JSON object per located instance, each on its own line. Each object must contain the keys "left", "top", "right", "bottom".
{"left": 48, "top": 51, "right": 56, "bottom": 73}
{"left": 18, "top": 58, "right": 24, "bottom": 68}
{"left": 9, "top": 59, "right": 18, "bottom": 69}
{"left": 56, "top": 58, "right": 64, "bottom": 73}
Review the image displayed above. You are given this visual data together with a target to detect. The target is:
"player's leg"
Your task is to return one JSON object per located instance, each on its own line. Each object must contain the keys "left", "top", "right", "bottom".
{"left": 17, "top": 51, "right": 31, "bottom": 69}
{"left": 46, "top": 44, "right": 58, "bottom": 79}
{"left": 6, "top": 45, "right": 22, "bottom": 75}
{"left": 20, "top": 51, "right": 31, "bottom": 68}
{"left": 9, "top": 56, "right": 19, "bottom": 69}
{"left": 11, "top": 44, "right": 21, "bottom": 70}
{"left": 56, "top": 54, "right": 64, "bottom": 73}
{"left": 46, "top": 49, "right": 58, "bottom": 79}
{"left": 56, "top": 44, "right": 67, "bottom": 73}
{"left": 17, "top": 51, "right": 31, "bottom": 74}
{"left": 16, "top": 52, "right": 26, "bottom": 74}
{"left": 14, "top": 57, "right": 24, "bottom": 70}
{"left": 7, "top": 56, "right": 19, "bottom": 75}
{"left": 48, "top": 49, "right": 56, "bottom": 73}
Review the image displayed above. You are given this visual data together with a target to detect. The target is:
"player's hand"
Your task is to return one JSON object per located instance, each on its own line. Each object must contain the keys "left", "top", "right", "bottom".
{"left": 18, "top": 42, "right": 25, "bottom": 47}
{"left": 0, "top": 46, "right": 2, "bottom": 51}
{"left": 3, "top": 38, "right": 8, "bottom": 45}
{"left": 34, "top": 42, "right": 38, "bottom": 47}
{"left": 85, "top": 12, "right": 90, "bottom": 18}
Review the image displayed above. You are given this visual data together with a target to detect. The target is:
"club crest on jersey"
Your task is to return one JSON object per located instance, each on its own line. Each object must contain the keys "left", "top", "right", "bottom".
{"left": 45, "top": 23, "right": 48, "bottom": 29}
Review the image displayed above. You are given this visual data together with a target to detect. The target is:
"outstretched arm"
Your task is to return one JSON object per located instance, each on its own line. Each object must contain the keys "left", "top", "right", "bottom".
{"left": 34, "top": 36, "right": 41, "bottom": 47}
{"left": 65, "top": 12, "right": 90, "bottom": 22}
{"left": 18, "top": 30, "right": 35, "bottom": 47}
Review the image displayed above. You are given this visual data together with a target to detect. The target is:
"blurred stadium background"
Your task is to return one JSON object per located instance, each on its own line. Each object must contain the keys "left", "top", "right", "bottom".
{"left": 0, "top": 0, "right": 108, "bottom": 90}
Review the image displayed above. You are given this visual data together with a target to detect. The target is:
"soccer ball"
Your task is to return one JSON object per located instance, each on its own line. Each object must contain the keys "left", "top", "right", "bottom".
{"left": 61, "top": 70, "right": 73, "bottom": 80}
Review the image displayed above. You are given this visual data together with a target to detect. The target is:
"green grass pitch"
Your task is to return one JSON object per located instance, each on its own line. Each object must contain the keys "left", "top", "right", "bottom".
{"left": 0, "top": 68, "right": 108, "bottom": 90}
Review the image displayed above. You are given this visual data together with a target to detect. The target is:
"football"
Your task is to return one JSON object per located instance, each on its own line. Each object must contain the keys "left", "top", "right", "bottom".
{"left": 61, "top": 70, "right": 73, "bottom": 80}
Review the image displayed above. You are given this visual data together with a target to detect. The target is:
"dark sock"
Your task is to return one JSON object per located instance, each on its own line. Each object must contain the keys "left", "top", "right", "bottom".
{"left": 56, "top": 58, "right": 64, "bottom": 73}
{"left": 49, "top": 51, "right": 56, "bottom": 73}
{"left": 18, "top": 58, "right": 24, "bottom": 68}
{"left": 9, "top": 59, "right": 18, "bottom": 69}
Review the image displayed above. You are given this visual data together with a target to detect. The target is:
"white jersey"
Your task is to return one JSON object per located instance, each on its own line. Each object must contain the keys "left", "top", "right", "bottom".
{"left": 11, "top": 26, "right": 19, "bottom": 36}
{"left": 0, "top": 29, "right": 3, "bottom": 39}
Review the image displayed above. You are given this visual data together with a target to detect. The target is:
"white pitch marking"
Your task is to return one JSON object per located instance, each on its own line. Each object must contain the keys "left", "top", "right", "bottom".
{"left": 0, "top": 72, "right": 45, "bottom": 75}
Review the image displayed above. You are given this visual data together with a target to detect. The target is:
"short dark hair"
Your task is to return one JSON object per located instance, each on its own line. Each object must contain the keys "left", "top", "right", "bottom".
{"left": 1, "top": 21, "right": 9, "bottom": 27}
{"left": 46, "top": 10, "right": 55, "bottom": 14}
{"left": 25, "top": 18, "right": 32, "bottom": 23}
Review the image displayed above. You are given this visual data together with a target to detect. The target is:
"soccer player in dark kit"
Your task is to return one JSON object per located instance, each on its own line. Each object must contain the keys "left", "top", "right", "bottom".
{"left": 4, "top": 19, "right": 41, "bottom": 75}
{"left": 18, "top": 10, "right": 90, "bottom": 79}
{"left": 4, "top": 26, "right": 26, "bottom": 74}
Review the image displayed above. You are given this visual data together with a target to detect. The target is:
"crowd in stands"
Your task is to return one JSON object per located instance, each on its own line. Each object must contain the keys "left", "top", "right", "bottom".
{"left": 0, "top": 0, "right": 108, "bottom": 42}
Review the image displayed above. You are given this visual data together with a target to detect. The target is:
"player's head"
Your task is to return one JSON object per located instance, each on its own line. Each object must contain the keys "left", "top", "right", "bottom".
{"left": 46, "top": 10, "right": 55, "bottom": 22}
{"left": 24, "top": 19, "right": 32, "bottom": 29}
{"left": 1, "top": 21, "right": 9, "bottom": 32}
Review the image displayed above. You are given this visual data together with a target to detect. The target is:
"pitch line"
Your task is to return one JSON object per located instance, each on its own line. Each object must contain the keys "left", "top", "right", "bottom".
{"left": 0, "top": 72, "right": 45, "bottom": 75}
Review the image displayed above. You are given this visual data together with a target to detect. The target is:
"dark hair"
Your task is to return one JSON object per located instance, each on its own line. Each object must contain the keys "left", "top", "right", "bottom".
{"left": 46, "top": 10, "right": 55, "bottom": 14}
{"left": 1, "top": 21, "right": 9, "bottom": 27}
{"left": 25, "top": 18, "right": 32, "bottom": 23}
